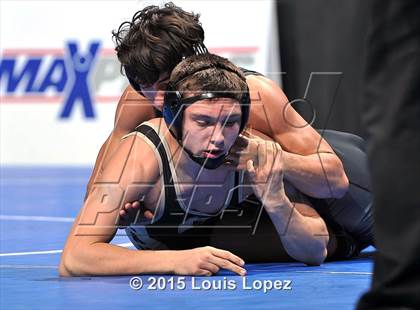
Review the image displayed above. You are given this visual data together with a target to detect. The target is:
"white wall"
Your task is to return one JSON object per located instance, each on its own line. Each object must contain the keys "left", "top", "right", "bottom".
{"left": 0, "top": 0, "right": 280, "bottom": 165}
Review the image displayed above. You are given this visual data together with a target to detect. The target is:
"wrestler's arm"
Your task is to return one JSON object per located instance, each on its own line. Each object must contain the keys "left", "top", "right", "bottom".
{"left": 265, "top": 184, "right": 330, "bottom": 266}
{"left": 241, "top": 176, "right": 328, "bottom": 265}
{"left": 241, "top": 137, "right": 329, "bottom": 265}
{"left": 84, "top": 85, "right": 156, "bottom": 200}
{"left": 60, "top": 134, "right": 246, "bottom": 277}
{"left": 246, "top": 76, "right": 349, "bottom": 199}
{"left": 60, "top": 134, "right": 172, "bottom": 276}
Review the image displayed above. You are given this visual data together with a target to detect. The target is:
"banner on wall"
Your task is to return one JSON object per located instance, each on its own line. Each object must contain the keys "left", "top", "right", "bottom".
{"left": 0, "top": 0, "right": 280, "bottom": 165}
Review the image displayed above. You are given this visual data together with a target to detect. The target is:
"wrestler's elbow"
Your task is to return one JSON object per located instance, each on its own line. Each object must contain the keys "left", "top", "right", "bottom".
{"left": 59, "top": 252, "right": 75, "bottom": 277}
{"left": 300, "top": 243, "right": 328, "bottom": 266}
{"left": 329, "top": 157, "right": 349, "bottom": 199}
{"left": 59, "top": 246, "right": 91, "bottom": 277}
{"left": 286, "top": 236, "right": 328, "bottom": 266}
{"left": 334, "top": 171, "right": 349, "bottom": 199}
{"left": 300, "top": 227, "right": 328, "bottom": 266}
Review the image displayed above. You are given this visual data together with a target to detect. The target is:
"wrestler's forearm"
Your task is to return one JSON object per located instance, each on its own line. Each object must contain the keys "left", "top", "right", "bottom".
{"left": 282, "top": 151, "right": 349, "bottom": 199}
{"left": 59, "top": 243, "right": 175, "bottom": 276}
{"left": 264, "top": 200, "right": 329, "bottom": 266}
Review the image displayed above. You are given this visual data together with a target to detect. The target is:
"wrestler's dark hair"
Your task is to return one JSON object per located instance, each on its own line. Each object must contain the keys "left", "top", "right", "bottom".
{"left": 169, "top": 54, "right": 248, "bottom": 103}
{"left": 112, "top": 2, "right": 206, "bottom": 86}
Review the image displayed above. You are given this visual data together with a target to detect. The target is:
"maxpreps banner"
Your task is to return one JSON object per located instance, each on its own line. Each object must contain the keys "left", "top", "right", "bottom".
{"left": 0, "top": 0, "right": 280, "bottom": 165}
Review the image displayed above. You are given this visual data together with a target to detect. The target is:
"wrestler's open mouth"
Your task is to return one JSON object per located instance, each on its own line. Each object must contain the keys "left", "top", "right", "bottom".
{"left": 202, "top": 149, "right": 224, "bottom": 158}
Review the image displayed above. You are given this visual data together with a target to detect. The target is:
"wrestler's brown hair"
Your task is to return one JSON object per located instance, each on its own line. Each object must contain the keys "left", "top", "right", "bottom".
{"left": 170, "top": 54, "right": 248, "bottom": 102}
{"left": 112, "top": 2, "right": 206, "bottom": 86}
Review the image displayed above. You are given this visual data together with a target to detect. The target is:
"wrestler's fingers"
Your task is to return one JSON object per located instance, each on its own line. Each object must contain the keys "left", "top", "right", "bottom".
{"left": 117, "top": 209, "right": 130, "bottom": 228}
{"left": 199, "top": 262, "right": 220, "bottom": 275}
{"left": 119, "top": 209, "right": 127, "bottom": 217}
{"left": 265, "top": 142, "right": 275, "bottom": 173}
{"left": 273, "top": 143, "right": 283, "bottom": 169}
{"left": 235, "top": 133, "right": 250, "bottom": 146}
{"left": 258, "top": 141, "right": 268, "bottom": 169}
{"left": 123, "top": 201, "right": 141, "bottom": 215}
{"left": 196, "top": 269, "right": 213, "bottom": 277}
{"left": 143, "top": 210, "right": 154, "bottom": 220}
{"left": 131, "top": 201, "right": 141, "bottom": 209}
{"left": 207, "top": 255, "right": 246, "bottom": 276}
{"left": 125, "top": 201, "right": 140, "bottom": 211}
{"left": 208, "top": 246, "right": 245, "bottom": 268}
{"left": 226, "top": 150, "right": 258, "bottom": 171}
{"left": 246, "top": 159, "right": 256, "bottom": 180}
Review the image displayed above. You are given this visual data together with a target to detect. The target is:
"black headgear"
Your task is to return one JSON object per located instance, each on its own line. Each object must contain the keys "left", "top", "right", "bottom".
{"left": 163, "top": 63, "right": 250, "bottom": 169}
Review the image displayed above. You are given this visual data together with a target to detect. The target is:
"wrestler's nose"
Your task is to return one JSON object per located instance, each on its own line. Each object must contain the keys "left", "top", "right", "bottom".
{"left": 210, "top": 123, "right": 226, "bottom": 148}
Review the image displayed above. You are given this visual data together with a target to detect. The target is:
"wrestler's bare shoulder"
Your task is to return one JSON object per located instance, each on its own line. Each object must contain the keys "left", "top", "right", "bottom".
{"left": 96, "top": 129, "right": 161, "bottom": 185}
{"left": 246, "top": 74, "right": 287, "bottom": 97}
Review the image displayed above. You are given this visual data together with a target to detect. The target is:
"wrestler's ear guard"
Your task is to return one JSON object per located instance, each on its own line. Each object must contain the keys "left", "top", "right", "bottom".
{"left": 238, "top": 87, "right": 250, "bottom": 133}
{"left": 163, "top": 82, "right": 184, "bottom": 139}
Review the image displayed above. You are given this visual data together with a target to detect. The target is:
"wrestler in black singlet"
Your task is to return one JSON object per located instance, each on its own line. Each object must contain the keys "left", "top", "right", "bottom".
{"left": 126, "top": 68, "right": 374, "bottom": 262}
{"left": 125, "top": 123, "right": 244, "bottom": 251}
{"left": 125, "top": 123, "right": 374, "bottom": 262}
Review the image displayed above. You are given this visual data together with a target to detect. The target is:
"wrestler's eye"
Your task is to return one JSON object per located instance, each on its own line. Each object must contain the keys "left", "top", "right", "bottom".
{"left": 224, "top": 121, "right": 238, "bottom": 127}
{"left": 196, "top": 120, "right": 210, "bottom": 127}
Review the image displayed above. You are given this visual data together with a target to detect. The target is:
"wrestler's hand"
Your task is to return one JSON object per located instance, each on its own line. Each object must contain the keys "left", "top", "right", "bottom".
{"left": 224, "top": 131, "right": 260, "bottom": 170}
{"left": 172, "top": 246, "right": 246, "bottom": 276}
{"left": 245, "top": 139, "right": 288, "bottom": 207}
{"left": 117, "top": 201, "right": 154, "bottom": 228}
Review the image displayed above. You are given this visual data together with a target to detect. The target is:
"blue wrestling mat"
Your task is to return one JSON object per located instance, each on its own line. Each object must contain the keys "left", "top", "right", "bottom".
{"left": 0, "top": 167, "right": 374, "bottom": 309}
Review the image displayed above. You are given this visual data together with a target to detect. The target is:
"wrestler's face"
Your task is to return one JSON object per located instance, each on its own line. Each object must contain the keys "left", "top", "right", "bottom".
{"left": 182, "top": 99, "right": 242, "bottom": 159}
{"left": 139, "top": 72, "right": 170, "bottom": 111}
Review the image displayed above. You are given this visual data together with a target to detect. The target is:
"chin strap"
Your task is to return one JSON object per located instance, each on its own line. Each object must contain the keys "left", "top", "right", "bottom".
{"left": 181, "top": 143, "right": 227, "bottom": 170}
{"left": 164, "top": 115, "right": 229, "bottom": 170}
